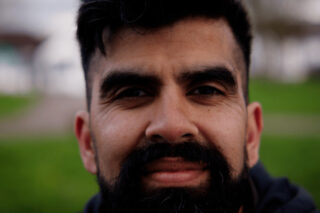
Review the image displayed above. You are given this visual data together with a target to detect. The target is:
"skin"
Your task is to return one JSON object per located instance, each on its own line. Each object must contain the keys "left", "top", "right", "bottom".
{"left": 75, "top": 17, "right": 263, "bottom": 194}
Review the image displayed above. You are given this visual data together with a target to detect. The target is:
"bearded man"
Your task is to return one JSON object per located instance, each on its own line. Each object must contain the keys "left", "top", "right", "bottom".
{"left": 74, "top": 0, "right": 319, "bottom": 212}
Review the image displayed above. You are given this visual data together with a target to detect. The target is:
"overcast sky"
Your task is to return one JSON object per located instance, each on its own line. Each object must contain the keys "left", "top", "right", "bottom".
{"left": 0, "top": 0, "right": 79, "bottom": 37}
{"left": 1, "top": 0, "right": 319, "bottom": 38}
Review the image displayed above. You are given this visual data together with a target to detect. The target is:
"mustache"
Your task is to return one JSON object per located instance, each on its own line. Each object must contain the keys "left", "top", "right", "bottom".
{"left": 115, "top": 141, "right": 231, "bottom": 184}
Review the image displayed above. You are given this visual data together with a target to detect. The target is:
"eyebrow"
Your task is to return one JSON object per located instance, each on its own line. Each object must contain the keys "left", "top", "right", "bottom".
{"left": 99, "top": 70, "right": 162, "bottom": 99}
{"left": 178, "top": 66, "right": 237, "bottom": 92}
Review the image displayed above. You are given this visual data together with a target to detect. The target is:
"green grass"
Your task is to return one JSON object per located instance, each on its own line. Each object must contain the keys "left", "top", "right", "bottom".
{"left": 260, "top": 135, "right": 320, "bottom": 208}
{"left": 0, "top": 135, "right": 98, "bottom": 213}
{"left": 0, "top": 134, "right": 319, "bottom": 212}
{"left": 249, "top": 79, "right": 320, "bottom": 114}
{"left": 0, "top": 94, "right": 36, "bottom": 118}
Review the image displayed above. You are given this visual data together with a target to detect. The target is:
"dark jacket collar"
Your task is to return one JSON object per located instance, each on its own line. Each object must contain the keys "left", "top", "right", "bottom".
{"left": 250, "top": 162, "right": 319, "bottom": 213}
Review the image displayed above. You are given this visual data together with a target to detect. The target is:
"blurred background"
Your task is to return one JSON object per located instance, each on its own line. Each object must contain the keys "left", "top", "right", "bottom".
{"left": 0, "top": 0, "right": 319, "bottom": 212}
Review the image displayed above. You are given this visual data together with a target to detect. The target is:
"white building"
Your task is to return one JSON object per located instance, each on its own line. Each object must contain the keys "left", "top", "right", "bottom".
{"left": 246, "top": 0, "right": 320, "bottom": 82}
{"left": 0, "top": 0, "right": 85, "bottom": 96}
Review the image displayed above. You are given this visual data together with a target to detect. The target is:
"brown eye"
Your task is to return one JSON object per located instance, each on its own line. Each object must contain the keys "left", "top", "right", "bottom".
{"left": 188, "top": 86, "right": 223, "bottom": 96}
{"left": 116, "top": 88, "right": 149, "bottom": 99}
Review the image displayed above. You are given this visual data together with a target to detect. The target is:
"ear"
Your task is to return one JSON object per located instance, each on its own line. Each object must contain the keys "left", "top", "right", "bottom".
{"left": 74, "top": 110, "right": 97, "bottom": 174}
{"left": 246, "top": 102, "right": 263, "bottom": 168}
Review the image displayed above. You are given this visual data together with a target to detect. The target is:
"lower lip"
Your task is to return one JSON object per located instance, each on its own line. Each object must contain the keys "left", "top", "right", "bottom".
{"left": 144, "top": 169, "right": 208, "bottom": 187}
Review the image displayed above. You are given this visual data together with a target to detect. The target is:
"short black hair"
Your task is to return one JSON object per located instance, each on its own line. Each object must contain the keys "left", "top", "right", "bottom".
{"left": 77, "top": 0, "right": 252, "bottom": 108}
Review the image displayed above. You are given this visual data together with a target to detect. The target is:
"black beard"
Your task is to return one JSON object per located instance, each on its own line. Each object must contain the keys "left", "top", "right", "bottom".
{"left": 96, "top": 142, "right": 252, "bottom": 213}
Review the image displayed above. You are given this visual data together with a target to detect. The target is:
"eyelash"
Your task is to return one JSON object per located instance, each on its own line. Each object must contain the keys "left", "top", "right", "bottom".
{"left": 111, "top": 85, "right": 224, "bottom": 102}
{"left": 187, "top": 85, "right": 224, "bottom": 96}
{"left": 114, "top": 87, "right": 151, "bottom": 99}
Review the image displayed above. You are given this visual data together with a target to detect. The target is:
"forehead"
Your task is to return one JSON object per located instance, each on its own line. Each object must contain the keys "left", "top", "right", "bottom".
{"left": 93, "top": 17, "right": 244, "bottom": 79}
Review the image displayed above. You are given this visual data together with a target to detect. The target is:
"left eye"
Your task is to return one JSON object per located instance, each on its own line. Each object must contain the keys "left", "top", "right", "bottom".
{"left": 188, "top": 86, "right": 223, "bottom": 96}
{"left": 116, "top": 88, "right": 148, "bottom": 99}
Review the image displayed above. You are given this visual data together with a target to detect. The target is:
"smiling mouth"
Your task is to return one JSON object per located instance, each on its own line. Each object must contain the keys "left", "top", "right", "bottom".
{"left": 142, "top": 157, "right": 209, "bottom": 188}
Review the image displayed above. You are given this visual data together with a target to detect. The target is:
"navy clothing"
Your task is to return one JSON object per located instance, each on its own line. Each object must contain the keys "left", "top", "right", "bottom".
{"left": 84, "top": 162, "right": 319, "bottom": 213}
{"left": 250, "top": 163, "right": 319, "bottom": 213}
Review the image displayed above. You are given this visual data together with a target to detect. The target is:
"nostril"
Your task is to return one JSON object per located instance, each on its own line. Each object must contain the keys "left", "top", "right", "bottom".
{"left": 182, "top": 133, "right": 193, "bottom": 138}
{"left": 149, "top": 134, "right": 164, "bottom": 143}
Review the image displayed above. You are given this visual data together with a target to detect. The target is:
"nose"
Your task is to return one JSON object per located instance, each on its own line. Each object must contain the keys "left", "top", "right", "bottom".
{"left": 145, "top": 92, "right": 199, "bottom": 143}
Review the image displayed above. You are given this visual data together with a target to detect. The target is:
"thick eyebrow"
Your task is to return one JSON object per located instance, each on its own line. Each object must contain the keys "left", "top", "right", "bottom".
{"left": 178, "top": 66, "right": 237, "bottom": 92}
{"left": 99, "top": 70, "right": 162, "bottom": 99}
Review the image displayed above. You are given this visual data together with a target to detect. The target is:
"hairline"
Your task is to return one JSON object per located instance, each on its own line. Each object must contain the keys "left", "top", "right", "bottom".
{"left": 85, "top": 16, "right": 249, "bottom": 110}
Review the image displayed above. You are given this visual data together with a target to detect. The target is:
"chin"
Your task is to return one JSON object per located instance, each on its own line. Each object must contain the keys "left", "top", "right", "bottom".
{"left": 96, "top": 142, "right": 251, "bottom": 213}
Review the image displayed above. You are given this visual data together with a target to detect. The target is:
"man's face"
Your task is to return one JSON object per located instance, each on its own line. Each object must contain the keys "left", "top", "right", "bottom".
{"left": 76, "top": 17, "right": 262, "bottom": 206}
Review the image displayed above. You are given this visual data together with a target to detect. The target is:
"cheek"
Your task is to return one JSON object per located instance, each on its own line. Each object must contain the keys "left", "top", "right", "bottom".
{"left": 196, "top": 103, "right": 247, "bottom": 177}
{"left": 91, "top": 108, "right": 149, "bottom": 182}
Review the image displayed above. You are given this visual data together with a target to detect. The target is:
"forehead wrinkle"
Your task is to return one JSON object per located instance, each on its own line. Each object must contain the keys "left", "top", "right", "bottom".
{"left": 97, "top": 17, "right": 245, "bottom": 91}
{"left": 106, "top": 18, "right": 233, "bottom": 56}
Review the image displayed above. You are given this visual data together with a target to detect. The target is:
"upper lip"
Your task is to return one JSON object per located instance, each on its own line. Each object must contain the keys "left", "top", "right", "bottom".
{"left": 144, "top": 157, "right": 207, "bottom": 173}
